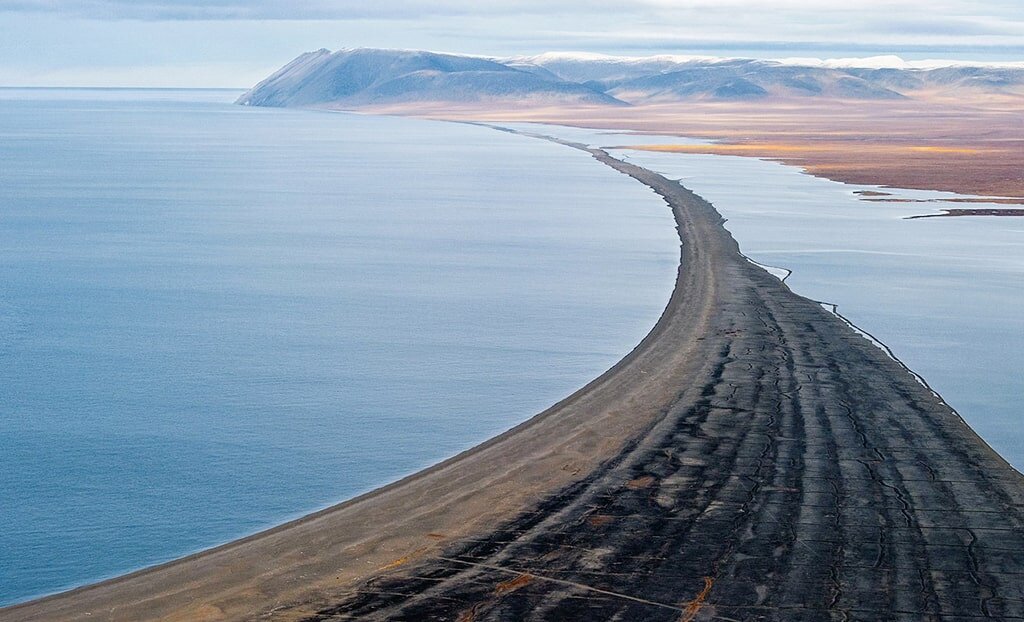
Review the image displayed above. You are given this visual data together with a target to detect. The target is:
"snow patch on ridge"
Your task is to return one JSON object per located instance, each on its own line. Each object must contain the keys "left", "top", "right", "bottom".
{"left": 508, "top": 51, "right": 1024, "bottom": 70}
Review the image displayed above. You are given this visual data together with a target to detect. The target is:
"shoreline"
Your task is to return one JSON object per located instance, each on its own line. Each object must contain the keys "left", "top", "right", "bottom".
{"left": 4, "top": 136, "right": 1024, "bottom": 620}
{"left": 0, "top": 140, "right": 722, "bottom": 620}
{"left": 365, "top": 99, "right": 1024, "bottom": 199}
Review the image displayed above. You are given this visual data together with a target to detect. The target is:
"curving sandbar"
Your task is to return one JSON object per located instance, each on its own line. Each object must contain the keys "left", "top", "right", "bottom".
{"left": 4, "top": 140, "right": 1024, "bottom": 622}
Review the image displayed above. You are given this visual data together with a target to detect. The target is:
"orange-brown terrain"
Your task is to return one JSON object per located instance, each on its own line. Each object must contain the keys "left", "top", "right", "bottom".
{"left": 234, "top": 47, "right": 1024, "bottom": 199}
{"left": 370, "top": 97, "right": 1024, "bottom": 199}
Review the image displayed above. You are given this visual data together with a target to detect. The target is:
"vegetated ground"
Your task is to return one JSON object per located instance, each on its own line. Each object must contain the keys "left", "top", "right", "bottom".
{"left": 369, "top": 95, "right": 1024, "bottom": 199}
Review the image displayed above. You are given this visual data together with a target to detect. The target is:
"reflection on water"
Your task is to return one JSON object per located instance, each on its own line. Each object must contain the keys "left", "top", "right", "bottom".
{"left": 0, "top": 95, "right": 679, "bottom": 605}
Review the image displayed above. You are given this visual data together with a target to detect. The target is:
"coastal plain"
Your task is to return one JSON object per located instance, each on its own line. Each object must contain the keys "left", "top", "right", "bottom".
{"left": 5, "top": 137, "right": 1024, "bottom": 621}
{"left": 236, "top": 48, "right": 1024, "bottom": 200}
{"left": 372, "top": 98, "right": 1024, "bottom": 200}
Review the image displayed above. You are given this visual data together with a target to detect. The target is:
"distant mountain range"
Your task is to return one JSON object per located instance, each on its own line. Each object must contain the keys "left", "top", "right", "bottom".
{"left": 238, "top": 48, "right": 1024, "bottom": 108}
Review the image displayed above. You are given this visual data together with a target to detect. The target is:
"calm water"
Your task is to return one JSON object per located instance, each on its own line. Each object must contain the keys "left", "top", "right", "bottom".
{"left": 620, "top": 153, "right": 1024, "bottom": 467}
{"left": 507, "top": 123, "right": 1024, "bottom": 470}
{"left": 0, "top": 91, "right": 679, "bottom": 605}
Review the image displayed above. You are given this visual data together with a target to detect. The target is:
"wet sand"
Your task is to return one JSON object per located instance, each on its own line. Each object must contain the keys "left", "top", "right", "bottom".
{"left": 3, "top": 139, "right": 1024, "bottom": 621}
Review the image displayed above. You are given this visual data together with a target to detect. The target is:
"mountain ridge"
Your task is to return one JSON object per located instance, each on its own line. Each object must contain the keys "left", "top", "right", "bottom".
{"left": 237, "top": 48, "right": 625, "bottom": 108}
{"left": 237, "top": 47, "right": 1024, "bottom": 108}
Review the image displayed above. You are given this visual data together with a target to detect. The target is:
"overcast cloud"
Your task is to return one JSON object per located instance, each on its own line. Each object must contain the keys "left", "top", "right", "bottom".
{"left": 1, "top": 0, "right": 1022, "bottom": 86}
{"left": 2, "top": 0, "right": 1020, "bottom": 23}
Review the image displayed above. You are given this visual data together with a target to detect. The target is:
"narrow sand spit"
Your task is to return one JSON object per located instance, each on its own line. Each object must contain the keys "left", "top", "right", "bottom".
{"left": 4, "top": 139, "right": 1023, "bottom": 622}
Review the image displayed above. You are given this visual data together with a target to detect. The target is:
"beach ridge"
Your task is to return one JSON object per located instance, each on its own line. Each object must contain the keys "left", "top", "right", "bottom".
{"left": 4, "top": 138, "right": 1023, "bottom": 621}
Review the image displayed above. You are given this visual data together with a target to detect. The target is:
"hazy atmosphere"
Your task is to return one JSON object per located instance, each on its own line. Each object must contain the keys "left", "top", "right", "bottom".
{"left": 3, "top": 0, "right": 1024, "bottom": 86}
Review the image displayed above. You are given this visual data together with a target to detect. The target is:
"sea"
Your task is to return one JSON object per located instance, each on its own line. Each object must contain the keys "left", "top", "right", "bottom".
{"left": 0, "top": 89, "right": 680, "bottom": 605}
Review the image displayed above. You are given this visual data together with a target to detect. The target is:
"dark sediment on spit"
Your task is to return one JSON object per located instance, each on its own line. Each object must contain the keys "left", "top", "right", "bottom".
{"left": 3, "top": 138, "right": 1024, "bottom": 622}
{"left": 906, "top": 208, "right": 1024, "bottom": 219}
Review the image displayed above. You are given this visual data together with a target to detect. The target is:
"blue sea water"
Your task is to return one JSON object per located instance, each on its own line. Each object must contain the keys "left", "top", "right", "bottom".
{"left": 0, "top": 90, "right": 679, "bottom": 605}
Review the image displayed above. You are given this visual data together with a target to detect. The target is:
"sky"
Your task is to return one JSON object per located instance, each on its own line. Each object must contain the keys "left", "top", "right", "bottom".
{"left": 2, "top": 0, "right": 1023, "bottom": 87}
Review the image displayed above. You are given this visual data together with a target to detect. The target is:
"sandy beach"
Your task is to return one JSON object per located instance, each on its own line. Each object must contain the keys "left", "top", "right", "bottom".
{"left": 4, "top": 137, "right": 1024, "bottom": 621}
